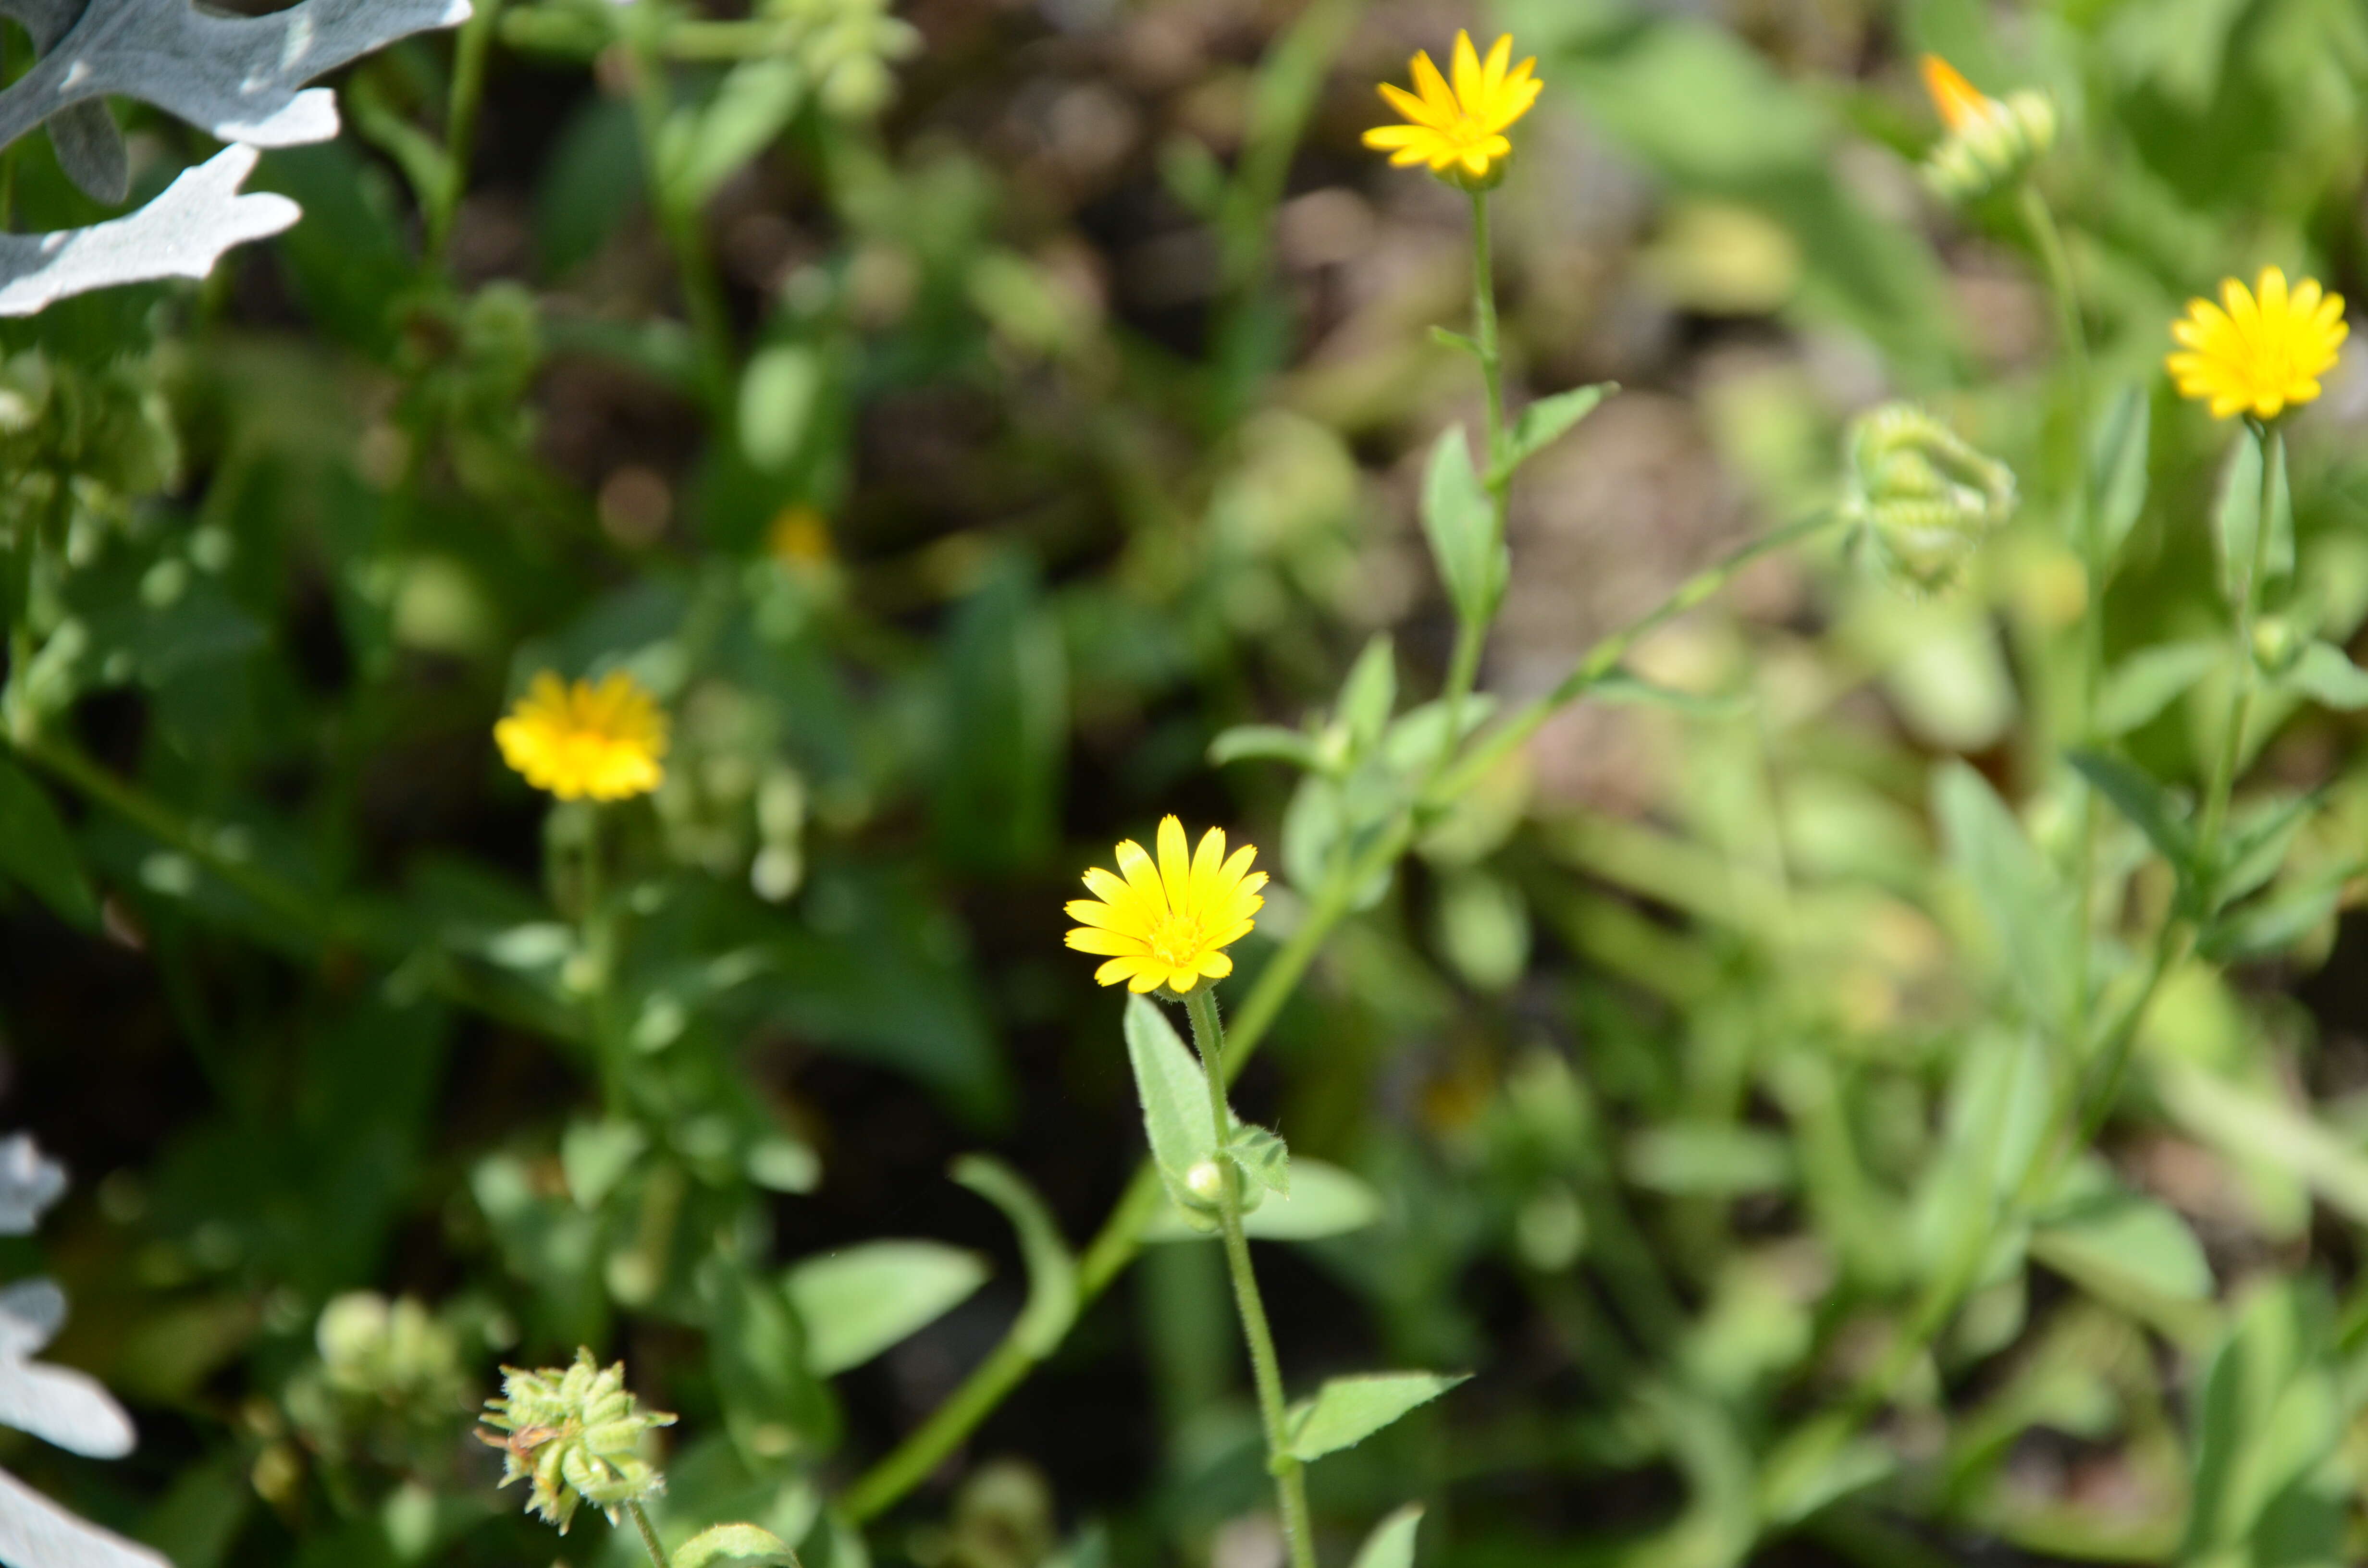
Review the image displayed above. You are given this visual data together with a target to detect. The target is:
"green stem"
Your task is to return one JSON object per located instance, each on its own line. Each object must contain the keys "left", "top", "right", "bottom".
{"left": 428, "top": 0, "right": 505, "bottom": 266}
{"left": 1186, "top": 987, "right": 1318, "bottom": 1568}
{"left": 625, "top": 1500, "right": 671, "bottom": 1568}
{"left": 620, "top": 11, "right": 735, "bottom": 415}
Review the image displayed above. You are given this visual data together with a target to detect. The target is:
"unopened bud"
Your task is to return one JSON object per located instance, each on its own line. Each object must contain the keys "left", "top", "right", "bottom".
{"left": 2253, "top": 616, "right": 2302, "bottom": 676}
{"left": 1924, "top": 89, "right": 2056, "bottom": 204}
{"left": 1843, "top": 403, "right": 2017, "bottom": 595}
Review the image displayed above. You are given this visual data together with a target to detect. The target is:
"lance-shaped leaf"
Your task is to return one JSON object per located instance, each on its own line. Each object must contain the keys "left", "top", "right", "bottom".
{"left": 0, "top": 147, "right": 298, "bottom": 318}
{"left": 1349, "top": 1507, "right": 1424, "bottom": 1568}
{"left": 0, "top": 0, "right": 472, "bottom": 153}
{"left": 785, "top": 1241, "right": 989, "bottom": 1377}
{"left": 1124, "top": 996, "right": 1223, "bottom": 1212}
{"left": 1285, "top": 1372, "right": 1468, "bottom": 1463}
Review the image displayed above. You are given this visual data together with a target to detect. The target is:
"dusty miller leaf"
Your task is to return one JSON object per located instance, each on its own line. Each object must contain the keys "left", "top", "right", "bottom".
{"left": 0, "top": 1139, "right": 64, "bottom": 1236}
{"left": 0, "top": 147, "right": 298, "bottom": 318}
{"left": 0, "top": 1465, "right": 168, "bottom": 1568}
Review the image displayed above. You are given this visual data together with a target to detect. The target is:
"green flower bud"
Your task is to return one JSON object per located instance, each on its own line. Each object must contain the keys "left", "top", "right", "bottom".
{"left": 1923, "top": 89, "right": 2057, "bottom": 204}
{"left": 2253, "top": 615, "right": 2303, "bottom": 676}
{"left": 480, "top": 1350, "right": 675, "bottom": 1534}
{"left": 1842, "top": 403, "right": 2017, "bottom": 595}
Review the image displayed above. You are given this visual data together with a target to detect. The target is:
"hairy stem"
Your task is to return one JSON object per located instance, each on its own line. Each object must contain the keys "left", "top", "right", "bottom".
{"left": 626, "top": 1500, "right": 671, "bottom": 1568}
{"left": 1187, "top": 986, "right": 1317, "bottom": 1568}
{"left": 2198, "top": 422, "right": 2280, "bottom": 867}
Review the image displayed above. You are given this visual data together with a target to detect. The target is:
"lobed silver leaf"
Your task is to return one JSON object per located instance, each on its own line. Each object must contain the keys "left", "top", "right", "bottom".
{"left": 0, "top": 1361, "right": 135, "bottom": 1459}
{"left": 0, "top": 146, "right": 299, "bottom": 318}
{"left": 0, "top": 1465, "right": 167, "bottom": 1568}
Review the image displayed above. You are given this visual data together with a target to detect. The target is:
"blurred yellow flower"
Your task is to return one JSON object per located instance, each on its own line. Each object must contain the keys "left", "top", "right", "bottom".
{"left": 766, "top": 504, "right": 835, "bottom": 567}
{"left": 1066, "top": 817, "right": 1266, "bottom": 996}
{"left": 1363, "top": 31, "right": 1541, "bottom": 184}
{"left": 495, "top": 672, "right": 669, "bottom": 802}
{"left": 2169, "top": 267, "right": 2347, "bottom": 420}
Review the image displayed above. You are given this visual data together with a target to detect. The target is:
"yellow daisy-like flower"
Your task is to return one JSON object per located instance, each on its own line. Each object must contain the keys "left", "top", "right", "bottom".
{"left": 1065, "top": 817, "right": 1267, "bottom": 996}
{"left": 2168, "top": 267, "right": 2348, "bottom": 421}
{"left": 494, "top": 671, "right": 670, "bottom": 802}
{"left": 1362, "top": 31, "right": 1542, "bottom": 185}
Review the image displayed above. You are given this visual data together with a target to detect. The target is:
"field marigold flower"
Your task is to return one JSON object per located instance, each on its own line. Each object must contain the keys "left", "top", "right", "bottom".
{"left": 495, "top": 671, "right": 669, "bottom": 802}
{"left": 2168, "top": 267, "right": 2347, "bottom": 421}
{"left": 1918, "top": 54, "right": 2054, "bottom": 203}
{"left": 1066, "top": 817, "right": 1266, "bottom": 996}
{"left": 1363, "top": 31, "right": 1541, "bottom": 186}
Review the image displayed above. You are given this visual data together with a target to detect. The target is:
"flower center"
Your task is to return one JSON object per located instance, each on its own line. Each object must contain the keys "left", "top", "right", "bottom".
{"left": 1447, "top": 111, "right": 1487, "bottom": 147}
{"left": 1148, "top": 911, "right": 1208, "bottom": 967}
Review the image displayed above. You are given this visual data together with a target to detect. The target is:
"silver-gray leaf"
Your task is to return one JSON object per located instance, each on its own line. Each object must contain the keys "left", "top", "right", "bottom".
{"left": 0, "top": 1141, "right": 64, "bottom": 1237}
{"left": 0, "top": 1361, "right": 134, "bottom": 1458}
{"left": 0, "top": 146, "right": 299, "bottom": 318}
{"left": 0, "top": 1283, "right": 65, "bottom": 1360}
{"left": 0, "top": 1464, "right": 168, "bottom": 1568}
{"left": 0, "top": 0, "right": 473, "bottom": 152}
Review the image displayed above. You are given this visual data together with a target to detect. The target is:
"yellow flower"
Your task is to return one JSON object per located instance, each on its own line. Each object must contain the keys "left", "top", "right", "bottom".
{"left": 1363, "top": 31, "right": 1541, "bottom": 184}
{"left": 1919, "top": 55, "right": 1990, "bottom": 135}
{"left": 494, "top": 671, "right": 669, "bottom": 802}
{"left": 1065, "top": 817, "right": 1266, "bottom": 996}
{"left": 766, "top": 504, "right": 834, "bottom": 568}
{"left": 2168, "top": 267, "right": 2348, "bottom": 421}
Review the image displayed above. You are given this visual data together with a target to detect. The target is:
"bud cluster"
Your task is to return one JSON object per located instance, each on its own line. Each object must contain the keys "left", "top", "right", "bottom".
{"left": 1842, "top": 403, "right": 2018, "bottom": 595}
{"left": 1924, "top": 89, "right": 2058, "bottom": 204}
{"left": 480, "top": 1350, "right": 676, "bottom": 1534}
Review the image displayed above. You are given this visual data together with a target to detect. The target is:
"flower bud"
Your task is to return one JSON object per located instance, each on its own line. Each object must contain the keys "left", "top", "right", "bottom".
{"left": 2252, "top": 615, "right": 2302, "bottom": 676}
{"left": 1919, "top": 55, "right": 2056, "bottom": 206}
{"left": 1842, "top": 403, "right": 2017, "bottom": 595}
{"left": 480, "top": 1350, "right": 675, "bottom": 1534}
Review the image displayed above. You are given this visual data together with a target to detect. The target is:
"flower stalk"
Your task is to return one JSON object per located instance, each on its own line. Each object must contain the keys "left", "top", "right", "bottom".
{"left": 1184, "top": 985, "right": 1316, "bottom": 1568}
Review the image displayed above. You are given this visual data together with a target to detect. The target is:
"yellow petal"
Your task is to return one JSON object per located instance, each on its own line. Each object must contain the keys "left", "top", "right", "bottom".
{"left": 1067, "top": 926, "right": 1148, "bottom": 956}
{"left": 1189, "top": 827, "right": 1228, "bottom": 916}
{"left": 1377, "top": 81, "right": 1444, "bottom": 130}
{"left": 1410, "top": 50, "right": 1455, "bottom": 116}
{"left": 1156, "top": 816, "right": 1191, "bottom": 908}
{"left": 1480, "top": 34, "right": 1512, "bottom": 98}
{"left": 1452, "top": 30, "right": 1484, "bottom": 111}
{"left": 1115, "top": 838, "right": 1166, "bottom": 912}
{"left": 1097, "top": 956, "right": 1149, "bottom": 988}
{"left": 1194, "top": 950, "right": 1234, "bottom": 980}
{"left": 1127, "top": 966, "right": 1168, "bottom": 994}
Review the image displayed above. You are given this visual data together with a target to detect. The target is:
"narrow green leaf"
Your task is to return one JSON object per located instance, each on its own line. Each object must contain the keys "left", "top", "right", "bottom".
{"left": 2067, "top": 750, "right": 2194, "bottom": 870}
{"left": 1124, "top": 996, "right": 1222, "bottom": 1209}
{"left": 2213, "top": 427, "right": 2268, "bottom": 603}
{"left": 1420, "top": 424, "right": 1504, "bottom": 627}
{"left": 785, "top": 1241, "right": 990, "bottom": 1376}
{"left": 2199, "top": 866, "right": 2356, "bottom": 961}
{"left": 0, "top": 757, "right": 97, "bottom": 928}
{"left": 1428, "top": 325, "right": 1480, "bottom": 356}
{"left": 1591, "top": 669, "right": 1750, "bottom": 718}
{"left": 1349, "top": 1507, "right": 1423, "bottom": 1568}
{"left": 1286, "top": 1372, "right": 1468, "bottom": 1462}
{"left": 1505, "top": 383, "right": 1612, "bottom": 472}
{"left": 2089, "top": 383, "right": 2151, "bottom": 565}
{"left": 676, "top": 1524, "right": 797, "bottom": 1568}
{"left": 2218, "top": 792, "right": 2317, "bottom": 906}
{"left": 2096, "top": 640, "right": 2219, "bottom": 736}
{"left": 1209, "top": 724, "right": 1324, "bottom": 771}
{"left": 1933, "top": 762, "right": 2073, "bottom": 1025}
{"left": 951, "top": 1156, "right": 1078, "bottom": 1357}
{"left": 660, "top": 57, "right": 805, "bottom": 209}
{"left": 1142, "top": 1158, "right": 1383, "bottom": 1243}
{"left": 2286, "top": 641, "right": 2368, "bottom": 711}
{"left": 1225, "top": 1124, "right": 1290, "bottom": 1199}
{"left": 1336, "top": 635, "right": 1397, "bottom": 754}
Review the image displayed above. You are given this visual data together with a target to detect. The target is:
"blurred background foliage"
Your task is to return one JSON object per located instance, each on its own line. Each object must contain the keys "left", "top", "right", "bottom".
{"left": 4, "top": 0, "right": 2368, "bottom": 1566}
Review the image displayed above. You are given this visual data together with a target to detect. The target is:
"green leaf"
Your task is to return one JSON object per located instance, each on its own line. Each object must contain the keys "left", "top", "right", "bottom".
{"left": 951, "top": 1155, "right": 1078, "bottom": 1357}
{"left": 2067, "top": 750, "right": 2194, "bottom": 871}
{"left": 2089, "top": 383, "right": 2151, "bottom": 565}
{"left": 1933, "top": 762, "right": 2074, "bottom": 1026}
{"left": 1429, "top": 325, "right": 1480, "bottom": 356}
{"left": 1624, "top": 1123, "right": 1795, "bottom": 1196}
{"left": 2285, "top": 641, "right": 2368, "bottom": 710}
{"left": 1591, "top": 669, "right": 1749, "bottom": 718}
{"left": 2218, "top": 793, "right": 2317, "bottom": 906}
{"left": 676, "top": 1524, "right": 797, "bottom": 1568}
{"left": 2096, "top": 639, "right": 2219, "bottom": 736}
{"left": 2199, "top": 865, "right": 2356, "bottom": 962}
{"left": 1420, "top": 424, "right": 1505, "bottom": 627}
{"left": 2213, "top": 426, "right": 2289, "bottom": 602}
{"left": 785, "top": 1241, "right": 991, "bottom": 1377}
{"left": 1142, "top": 1158, "right": 1383, "bottom": 1243}
{"left": 1285, "top": 1372, "right": 1468, "bottom": 1462}
{"left": 740, "top": 343, "right": 826, "bottom": 473}
{"left": 559, "top": 1118, "right": 647, "bottom": 1210}
{"left": 659, "top": 57, "right": 806, "bottom": 209}
{"left": 1349, "top": 1507, "right": 1424, "bottom": 1568}
{"left": 1124, "top": 996, "right": 1222, "bottom": 1211}
{"left": 1336, "top": 635, "right": 1398, "bottom": 755}
{"left": 1505, "top": 383, "right": 1612, "bottom": 472}
{"left": 0, "top": 756, "right": 98, "bottom": 928}
{"left": 1225, "top": 1124, "right": 1290, "bottom": 1199}
{"left": 2182, "top": 1280, "right": 2341, "bottom": 1562}
{"left": 1209, "top": 724, "right": 1324, "bottom": 772}
{"left": 2031, "top": 1165, "right": 2213, "bottom": 1323}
